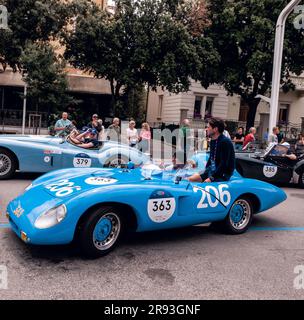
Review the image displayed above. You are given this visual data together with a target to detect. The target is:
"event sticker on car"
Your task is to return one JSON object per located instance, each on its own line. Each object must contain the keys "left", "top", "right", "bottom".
{"left": 84, "top": 177, "right": 118, "bottom": 185}
{"left": 147, "top": 190, "right": 176, "bottom": 223}
{"left": 263, "top": 165, "right": 278, "bottom": 178}
{"left": 73, "top": 153, "right": 92, "bottom": 168}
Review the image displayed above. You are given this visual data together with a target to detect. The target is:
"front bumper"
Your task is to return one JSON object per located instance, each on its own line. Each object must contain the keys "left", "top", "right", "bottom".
{"left": 6, "top": 202, "right": 76, "bottom": 245}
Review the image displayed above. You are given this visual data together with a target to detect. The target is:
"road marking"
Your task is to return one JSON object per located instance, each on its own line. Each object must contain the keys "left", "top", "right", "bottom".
{"left": 0, "top": 224, "right": 10, "bottom": 229}
{"left": 249, "top": 227, "right": 304, "bottom": 231}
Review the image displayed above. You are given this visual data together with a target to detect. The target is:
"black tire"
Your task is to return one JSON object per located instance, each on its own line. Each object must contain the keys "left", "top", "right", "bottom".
{"left": 78, "top": 206, "right": 124, "bottom": 258}
{"left": 0, "top": 148, "right": 17, "bottom": 180}
{"left": 299, "top": 171, "right": 304, "bottom": 189}
{"left": 103, "top": 154, "right": 129, "bottom": 168}
{"left": 212, "top": 196, "right": 253, "bottom": 235}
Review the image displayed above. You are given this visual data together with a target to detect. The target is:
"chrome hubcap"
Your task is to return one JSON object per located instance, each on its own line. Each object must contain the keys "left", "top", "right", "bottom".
{"left": 0, "top": 154, "right": 11, "bottom": 176}
{"left": 229, "top": 199, "right": 251, "bottom": 230}
{"left": 93, "top": 213, "right": 121, "bottom": 251}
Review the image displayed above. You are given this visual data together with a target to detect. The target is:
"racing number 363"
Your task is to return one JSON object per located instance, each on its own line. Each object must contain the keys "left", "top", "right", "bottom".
{"left": 193, "top": 184, "right": 231, "bottom": 208}
{"left": 152, "top": 200, "right": 172, "bottom": 212}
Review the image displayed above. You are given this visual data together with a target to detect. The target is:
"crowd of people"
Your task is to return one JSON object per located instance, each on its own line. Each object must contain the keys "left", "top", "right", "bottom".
{"left": 53, "top": 111, "right": 304, "bottom": 161}
{"left": 53, "top": 112, "right": 152, "bottom": 152}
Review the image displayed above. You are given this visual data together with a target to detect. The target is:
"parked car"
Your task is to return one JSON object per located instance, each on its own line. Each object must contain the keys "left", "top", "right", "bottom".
{"left": 236, "top": 143, "right": 304, "bottom": 188}
{"left": 6, "top": 163, "right": 286, "bottom": 258}
{"left": 0, "top": 134, "right": 149, "bottom": 179}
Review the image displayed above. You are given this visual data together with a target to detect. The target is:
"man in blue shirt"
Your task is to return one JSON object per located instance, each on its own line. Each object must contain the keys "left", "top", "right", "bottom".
{"left": 54, "top": 112, "right": 72, "bottom": 137}
{"left": 188, "top": 118, "right": 235, "bottom": 183}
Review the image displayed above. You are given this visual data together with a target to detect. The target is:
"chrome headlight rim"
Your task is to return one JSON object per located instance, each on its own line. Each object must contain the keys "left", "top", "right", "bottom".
{"left": 34, "top": 204, "right": 67, "bottom": 230}
{"left": 24, "top": 183, "right": 33, "bottom": 192}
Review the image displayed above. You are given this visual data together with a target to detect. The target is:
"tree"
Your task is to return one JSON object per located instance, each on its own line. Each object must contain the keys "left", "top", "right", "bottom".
{"left": 0, "top": 0, "right": 71, "bottom": 72}
{"left": 20, "top": 43, "right": 73, "bottom": 116}
{"left": 63, "top": 0, "right": 219, "bottom": 114}
{"left": 205, "top": 0, "right": 304, "bottom": 130}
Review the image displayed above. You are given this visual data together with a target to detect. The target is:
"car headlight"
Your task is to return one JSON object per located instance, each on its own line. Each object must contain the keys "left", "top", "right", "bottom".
{"left": 34, "top": 205, "right": 67, "bottom": 229}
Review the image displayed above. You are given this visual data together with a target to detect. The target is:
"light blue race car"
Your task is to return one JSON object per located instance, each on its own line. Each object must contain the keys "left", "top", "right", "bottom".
{"left": 6, "top": 163, "right": 287, "bottom": 258}
{"left": 0, "top": 135, "right": 150, "bottom": 179}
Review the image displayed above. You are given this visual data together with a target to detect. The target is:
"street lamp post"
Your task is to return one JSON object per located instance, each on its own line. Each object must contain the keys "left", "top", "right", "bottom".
{"left": 257, "top": 0, "right": 301, "bottom": 140}
{"left": 22, "top": 80, "right": 27, "bottom": 135}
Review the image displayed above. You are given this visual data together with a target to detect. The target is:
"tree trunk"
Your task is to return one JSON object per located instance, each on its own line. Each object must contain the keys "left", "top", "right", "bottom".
{"left": 245, "top": 98, "right": 260, "bottom": 133}
{"left": 110, "top": 79, "right": 116, "bottom": 116}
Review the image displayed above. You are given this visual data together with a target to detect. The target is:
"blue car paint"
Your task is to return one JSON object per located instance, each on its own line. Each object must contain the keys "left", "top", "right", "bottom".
{"left": 0, "top": 135, "right": 149, "bottom": 174}
{"left": 6, "top": 165, "right": 287, "bottom": 246}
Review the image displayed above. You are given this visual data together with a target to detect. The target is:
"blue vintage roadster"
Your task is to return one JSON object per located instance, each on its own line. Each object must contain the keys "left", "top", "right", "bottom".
{"left": 0, "top": 135, "right": 149, "bottom": 179}
{"left": 6, "top": 163, "right": 287, "bottom": 258}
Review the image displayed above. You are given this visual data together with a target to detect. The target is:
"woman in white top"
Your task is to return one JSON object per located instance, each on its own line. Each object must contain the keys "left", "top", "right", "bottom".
{"left": 126, "top": 120, "right": 139, "bottom": 147}
{"left": 97, "top": 119, "right": 105, "bottom": 140}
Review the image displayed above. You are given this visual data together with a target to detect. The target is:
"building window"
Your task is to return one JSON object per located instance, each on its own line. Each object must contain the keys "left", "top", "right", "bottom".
{"left": 239, "top": 99, "right": 249, "bottom": 122}
{"left": 193, "top": 96, "right": 203, "bottom": 119}
{"left": 204, "top": 97, "right": 214, "bottom": 120}
{"left": 279, "top": 104, "right": 289, "bottom": 124}
{"left": 157, "top": 95, "right": 163, "bottom": 120}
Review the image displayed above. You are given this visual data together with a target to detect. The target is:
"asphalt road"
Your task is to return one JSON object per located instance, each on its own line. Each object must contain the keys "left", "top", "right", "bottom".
{"left": 1, "top": 173, "right": 304, "bottom": 300}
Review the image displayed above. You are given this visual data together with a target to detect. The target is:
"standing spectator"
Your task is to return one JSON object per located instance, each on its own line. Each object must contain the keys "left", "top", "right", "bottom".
{"left": 243, "top": 127, "right": 256, "bottom": 150}
{"left": 87, "top": 114, "right": 102, "bottom": 134}
{"left": 295, "top": 133, "right": 304, "bottom": 158}
{"left": 277, "top": 126, "right": 285, "bottom": 144}
{"left": 107, "top": 117, "right": 121, "bottom": 141}
{"left": 268, "top": 127, "right": 279, "bottom": 144}
{"left": 126, "top": 120, "right": 139, "bottom": 147}
{"left": 233, "top": 127, "right": 245, "bottom": 151}
{"left": 139, "top": 122, "right": 151, "bottom": 154}
{"left": 179, "top": 118, "right": 192, "bottom": 162}
{"left": 54, "top": 112, "right": 72, "bottom": 137}
{"left": 97, "top": 119, "right": 105, "bottom": 140}
{"left": 223, "top": 122, "right": 231, "bottom": 139}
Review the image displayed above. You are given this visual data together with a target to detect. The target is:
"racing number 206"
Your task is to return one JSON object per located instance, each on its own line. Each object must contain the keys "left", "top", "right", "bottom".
{"left": 193, "top": 184, "right": 231, "bottom": 208}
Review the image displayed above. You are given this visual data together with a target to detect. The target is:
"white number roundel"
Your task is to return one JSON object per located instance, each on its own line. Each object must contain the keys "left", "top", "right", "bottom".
{"left": 263, "top": 165, "right": 277, "bottom": 178}
{"left": 147, "top": 197, "right": 176, "bottom": 223}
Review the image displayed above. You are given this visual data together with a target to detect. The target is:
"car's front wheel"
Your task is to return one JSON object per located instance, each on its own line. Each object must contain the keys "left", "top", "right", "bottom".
{"left": 78, "top": 206, "right": 123, "bottom": 258}
{"left": 0, "top": 148, "right": 17, "bottom": 180}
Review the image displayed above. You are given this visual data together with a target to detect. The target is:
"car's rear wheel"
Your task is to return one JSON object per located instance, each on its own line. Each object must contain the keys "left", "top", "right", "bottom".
{"left": 0, "top": 148, "right": 17, "bottom": 180}
{"left": 104, "top": 155, "right": 129, "bottom": 168}
{"left": 78, "top": 206, "right": 123, "bottom": 258}
{"left": 210, "top": 196, "right": 253, "bottom": 235}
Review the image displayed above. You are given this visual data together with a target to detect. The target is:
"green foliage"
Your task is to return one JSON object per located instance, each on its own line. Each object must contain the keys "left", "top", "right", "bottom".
{"left": 20, "top": 43, "right": 73, "bottom": 114}
{"left": 0, "top": 0, "right": 71, "bottom": 71}
{"left": 206, "top": 0, "right": 304, "bottom": 129}
{"left": 63, "top": 0, "right": 219, "bottom": 113}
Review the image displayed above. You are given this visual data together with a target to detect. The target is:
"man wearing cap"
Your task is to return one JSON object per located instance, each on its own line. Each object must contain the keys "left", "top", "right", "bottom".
{"left": 74, "top": 128, "right": 99, "bottom": 149}
{"left": 87, "top": 114, "right": 103, "bottom": 134}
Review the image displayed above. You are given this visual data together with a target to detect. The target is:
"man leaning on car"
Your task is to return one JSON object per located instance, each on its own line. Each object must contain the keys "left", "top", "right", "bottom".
{"left": 188, "top": 118, "right": 235, "bottom": 183}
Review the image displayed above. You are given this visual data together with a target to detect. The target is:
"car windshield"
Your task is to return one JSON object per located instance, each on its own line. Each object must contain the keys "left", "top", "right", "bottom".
{"left": 140, "top": 162, "right": 199, "bottom": 180}
{"left": 265, "top": 144, "right": 289, "bottom": 157}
